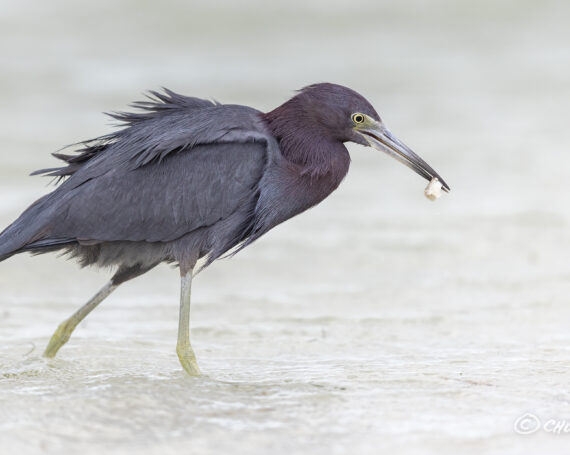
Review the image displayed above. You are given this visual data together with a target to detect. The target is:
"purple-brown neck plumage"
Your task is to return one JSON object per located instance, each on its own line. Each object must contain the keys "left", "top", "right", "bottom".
{"left": 262, "top": 98, "right": 350, "bottom": 180}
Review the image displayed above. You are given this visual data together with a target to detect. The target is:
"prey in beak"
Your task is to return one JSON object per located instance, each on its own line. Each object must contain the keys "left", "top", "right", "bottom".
{"left": 352, "top": 113, "right": 450, "bottom": 192}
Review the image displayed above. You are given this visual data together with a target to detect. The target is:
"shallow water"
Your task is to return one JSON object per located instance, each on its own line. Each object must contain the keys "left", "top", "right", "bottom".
{"left": 1, "top": 1, "right": 570, "bottom": 454}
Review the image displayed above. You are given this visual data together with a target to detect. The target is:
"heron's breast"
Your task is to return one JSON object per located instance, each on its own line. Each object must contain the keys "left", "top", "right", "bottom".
{"left": 254, "top": 153, "right": 350, "bottom": 232}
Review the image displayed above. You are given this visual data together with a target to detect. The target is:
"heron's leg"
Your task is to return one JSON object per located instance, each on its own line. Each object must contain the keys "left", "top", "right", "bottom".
{"left": 43, "top": 263, "right": 157, "bottom": 358}
{"left": 43, "top": 281, "right": 118, "bottom": 358}
{"left": 176, "top": 267, "right": 201, "bottom": 376}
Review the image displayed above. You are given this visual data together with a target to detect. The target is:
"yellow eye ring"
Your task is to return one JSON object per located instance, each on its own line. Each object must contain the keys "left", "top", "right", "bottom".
{"left": 352, "top": 113, "right": 365, "bottom": 124}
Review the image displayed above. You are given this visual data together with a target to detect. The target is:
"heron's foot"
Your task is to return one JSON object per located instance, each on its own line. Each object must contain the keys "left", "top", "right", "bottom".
{"left": 176, "top": 343, "right": 201, "bottom": 376}
{"left": 43, "top": 319, "right": 77, "bottom": 358}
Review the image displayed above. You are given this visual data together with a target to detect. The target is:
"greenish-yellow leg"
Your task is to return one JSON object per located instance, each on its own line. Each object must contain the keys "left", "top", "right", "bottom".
{"left": 43, "top": 281, "right": 117, "bottom": 358}
{"left": 176, "top": 269, "right": 201, "bottom": 376}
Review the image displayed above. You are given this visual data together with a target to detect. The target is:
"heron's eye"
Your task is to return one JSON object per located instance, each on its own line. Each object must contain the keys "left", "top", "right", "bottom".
{"left": 352, "top": 113, "right": 365, "bottom": 124}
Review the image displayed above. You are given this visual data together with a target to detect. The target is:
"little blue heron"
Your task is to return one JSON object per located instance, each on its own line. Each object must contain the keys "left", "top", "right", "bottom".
{"left": 0, "top": 83, "right": 449, "bottom": 375}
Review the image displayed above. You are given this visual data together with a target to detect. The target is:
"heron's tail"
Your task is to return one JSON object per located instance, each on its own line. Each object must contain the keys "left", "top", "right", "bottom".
{"left": 0, "top": 235, "right": 25, "bottom": 262}
{"left": 0, "top": 223, "right": 38, "bottom": 263}
{"left": 0, "top": 251, "right": 13, "bottom": 262}
{"left": 0, "top": 193, "right": 73, "bottom": 262}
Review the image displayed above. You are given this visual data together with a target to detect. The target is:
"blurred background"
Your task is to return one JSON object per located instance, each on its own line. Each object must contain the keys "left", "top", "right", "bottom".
{"left": 0, "top": 1, "right": 569, "bottom": 454}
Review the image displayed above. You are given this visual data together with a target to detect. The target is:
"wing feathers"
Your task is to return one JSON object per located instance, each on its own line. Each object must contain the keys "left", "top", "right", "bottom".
{"left": 3, "top": 91, "right": 272, "bottom": 255}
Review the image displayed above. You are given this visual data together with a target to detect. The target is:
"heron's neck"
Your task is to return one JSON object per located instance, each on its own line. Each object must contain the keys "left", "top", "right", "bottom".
{"left": 261, "top": 106, "right": 350, "bottom": 180}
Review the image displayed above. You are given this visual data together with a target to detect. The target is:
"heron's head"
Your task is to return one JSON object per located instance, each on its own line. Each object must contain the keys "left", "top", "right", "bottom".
{"left": 295, "top": 83, "right": 450, "bottom": 191}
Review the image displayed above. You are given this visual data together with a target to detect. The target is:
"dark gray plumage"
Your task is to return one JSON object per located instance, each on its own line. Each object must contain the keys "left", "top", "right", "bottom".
{"left": 0, "top": 83, "right": 449, "bottom": 375}
{"left": 2, "top": 94, "right": 272, "bottom": 270}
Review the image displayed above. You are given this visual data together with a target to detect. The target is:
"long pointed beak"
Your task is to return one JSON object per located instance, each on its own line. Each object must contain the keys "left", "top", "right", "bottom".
{"left": 357, "top": 122, "right": 450, "bottom": 192}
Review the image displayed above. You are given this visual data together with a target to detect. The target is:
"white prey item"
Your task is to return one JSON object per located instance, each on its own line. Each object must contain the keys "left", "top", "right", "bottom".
{"left": 424, "top": 177, "right": 443, "bottom": 201}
